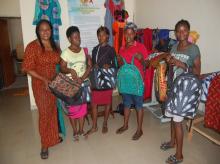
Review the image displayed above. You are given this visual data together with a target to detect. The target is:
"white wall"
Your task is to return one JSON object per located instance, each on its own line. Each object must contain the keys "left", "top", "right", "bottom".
{"left": 19, "top": 0, "right": 134, "bottom": 109}
{"left": 134, "top": 0, "right": 220, "bottom": 73}
{"left": 0, "top": 0, "right": 20, "bottom": 17}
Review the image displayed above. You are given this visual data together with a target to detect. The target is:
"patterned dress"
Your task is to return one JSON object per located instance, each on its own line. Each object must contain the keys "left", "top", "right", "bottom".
{"left": 22, "top": 40, "right": 60, "bottom": 148}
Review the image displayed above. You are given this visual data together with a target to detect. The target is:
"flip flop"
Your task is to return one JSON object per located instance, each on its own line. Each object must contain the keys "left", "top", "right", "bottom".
{"left": 160, "top": 142, "right": 175, "bottom": 151}
{"left": 73, "top": 133, "right": 79, "bottom": 141}
{"left": 40, "top": 149, "right": 48, "bottom": 159}
{"left": 116, "top": 126, "right": 128, "bottom": 134}
{"left": 166, "top": 155, "right": 183, "bottom": 164}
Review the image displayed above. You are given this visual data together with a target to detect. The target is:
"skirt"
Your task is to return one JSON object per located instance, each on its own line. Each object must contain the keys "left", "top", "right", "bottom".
{"left": 68, "top": 104, "right": 87, "bottom": 119}
{"left": 91, "top": 90, "right": 113, "bottom": 105}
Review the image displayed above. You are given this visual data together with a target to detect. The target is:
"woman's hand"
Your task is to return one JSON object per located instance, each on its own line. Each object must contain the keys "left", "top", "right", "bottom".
{"left": 43, "top": 78, "right": 51, "bottom": 90}
{"left": 77, "top": 77, "right": 83, "bottom": 85}
{"left": 166, "top": 55, "right": 187, "bottom": 70}
{"left": 134, "top": 53, "right": 143, "bottom": 61}
{"left": 103, "top": 64, "right": 110, "bottom": 69}
{"left": 70, "top": 69, "right": 77, "bottom": 80}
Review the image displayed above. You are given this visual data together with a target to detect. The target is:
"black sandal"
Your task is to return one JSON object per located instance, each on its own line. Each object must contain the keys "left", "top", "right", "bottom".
{"left": 40, "top": 149, "right": 48, "bottom": 159}
{"left": 166, "top": 155, "right": 183, "bottom": 164}
{"left": 160, "top": 142, "right": 175, "bottom": 151}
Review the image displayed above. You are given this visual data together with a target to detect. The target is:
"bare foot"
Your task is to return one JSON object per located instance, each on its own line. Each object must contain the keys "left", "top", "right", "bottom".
{"left": 116, "top": 126, "right": 128, "bottom": 134}
{"left": 84, "top": 127, "right": 98, "bottom": 137}
{"left": 132, "top": 130, "right": 143, "bottom": 140}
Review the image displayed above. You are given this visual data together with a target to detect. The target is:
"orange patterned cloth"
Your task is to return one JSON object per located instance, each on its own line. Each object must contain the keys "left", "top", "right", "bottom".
{"left": 22, "top": 40, "right": 60, "bottom": 148}
{"left": 112, "top": 21, "right": 126, "bottom": 54}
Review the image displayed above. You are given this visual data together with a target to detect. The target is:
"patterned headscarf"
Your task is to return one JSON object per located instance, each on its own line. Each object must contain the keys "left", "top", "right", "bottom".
{"left": 124, "top": 22, "right": 138, "bottom": 32}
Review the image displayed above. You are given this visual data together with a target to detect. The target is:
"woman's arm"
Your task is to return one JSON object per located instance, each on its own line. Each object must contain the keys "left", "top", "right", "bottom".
{"left": 192, "top": 56, "right": 201, "bottom": 76}
{"left": 60, "top": 59, "right": 77, "bottom": 80}
{"left": 80, "top": 55, "right": 92, "bottom": 81}
{"left": 26, "top": 70, "right": 50, "bottom": 89}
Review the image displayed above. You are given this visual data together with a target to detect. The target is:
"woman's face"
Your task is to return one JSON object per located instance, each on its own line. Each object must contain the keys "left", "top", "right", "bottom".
{"left": 175, "top": 24, "right": 190, "bottom": 42}
{"left": 69, "top": 32, "right": 81, "bottom": 47}
{"left": 38, "top": 22, "right": 52, "bottom": 41}
{"left": 124, "top": 28, "right": 136, "bottom": 45}
{"left": 98, "top": 31, "right": 108, "bottom": 45}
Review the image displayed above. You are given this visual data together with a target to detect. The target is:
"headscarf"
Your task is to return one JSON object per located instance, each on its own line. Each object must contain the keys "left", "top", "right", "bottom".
{"left": 124, "top": 22, "right": 138, "bottom": 32}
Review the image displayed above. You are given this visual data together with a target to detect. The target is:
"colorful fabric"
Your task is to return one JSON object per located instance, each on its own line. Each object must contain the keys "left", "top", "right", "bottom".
{"left": 204, "top": 74, "right": 220, "bottom": 132}
{"left": 155, "top": 61, "right": 167, "bottom": 102}
{"left": 104, "top": 0, "right": 124, "bottom": 46}
{"left": 188, "top": 31, "right": 200, "bottom": 43}
{"left": 56, "top": 64, "right": 66, "bottom": 138}
{"left": 124, "top": 22, "right": 138, "bottom": 32}
{"left": 112, "top": 21, "right": 126, "bottom": 54}
{"left": 200, "top": 72, "right": 220, "bottom": 102}
{"left": 22, "top": 40, "right": 60, "bottom": 148}
{"left": 33, "top": 0, "right": 62, "bottom": 43}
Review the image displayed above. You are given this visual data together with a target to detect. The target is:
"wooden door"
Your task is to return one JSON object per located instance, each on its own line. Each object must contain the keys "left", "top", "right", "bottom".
{"left": 0, "top": 19, "right": 15, "bottom": 87}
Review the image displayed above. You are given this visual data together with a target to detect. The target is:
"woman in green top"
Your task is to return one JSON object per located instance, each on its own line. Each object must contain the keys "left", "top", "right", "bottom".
{"left": 161, "top": 20, "right": 201, "bottom": 164}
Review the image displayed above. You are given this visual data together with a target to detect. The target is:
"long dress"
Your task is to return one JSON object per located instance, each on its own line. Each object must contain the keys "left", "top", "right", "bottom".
{"left": 22, "top": 40, "right": 60, "bottom": 148}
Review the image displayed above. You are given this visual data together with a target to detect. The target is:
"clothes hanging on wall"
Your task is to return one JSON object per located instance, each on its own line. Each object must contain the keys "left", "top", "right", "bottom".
{"left": 143, "top": 28, "right": 153, "bottom": 51}
{"left": 204, "top": 74, "right": 220, "bottom": 133}
{"left": 104, "top": 0, "right": 124, "bottom": 46}
{"left": 33, "top": 0, "right": 62, "bottom": 43}
{"left": 112, "top": 21, "right": 126, "bottom": 54}
{"left": 200, "top": 71, "right": 220, "bottom": 102}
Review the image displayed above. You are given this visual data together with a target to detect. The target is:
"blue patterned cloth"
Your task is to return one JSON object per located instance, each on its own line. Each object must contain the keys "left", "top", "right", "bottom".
{"left": 33, "top": 0, "right": 62, "bottom": 43}
{"left": 200, "top": 71, "right": 220, "bottom": 102}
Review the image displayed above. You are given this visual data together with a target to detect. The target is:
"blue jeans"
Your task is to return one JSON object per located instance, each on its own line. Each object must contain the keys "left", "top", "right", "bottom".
{"left": 122, "top": 94, "right": 143, "bottom": 110}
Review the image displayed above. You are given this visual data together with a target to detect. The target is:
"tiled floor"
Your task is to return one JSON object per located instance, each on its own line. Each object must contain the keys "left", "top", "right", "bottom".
{"left": 0, "top": 88, "right": 219, "bottom": 164}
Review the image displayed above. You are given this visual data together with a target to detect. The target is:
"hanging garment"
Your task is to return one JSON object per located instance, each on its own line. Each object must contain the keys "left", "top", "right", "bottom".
{"left": 104, "top": 0, "right": 124, "bottom": 46}
{"left": 112, "top": 21, "right": 126, "bottom": 54}
{"left": 136, "top": 29, "right": 144, "bottom": 44}
{"left": 33, "top": 0, "right": 62, "bottom": 43}
{"left": 143, "top": 28, "right": 153, "bottom": 51}
{"left": 200, "top": 72, "right": 220, "bottom": 102}
{"left": 188, "top": 31, "right": 200, "bottom": 43}
{"left": 204, "top": 74, "right": 220, "bottom": 132}
{"left": 155, "top": 61, "right": 167, "bottom": 102}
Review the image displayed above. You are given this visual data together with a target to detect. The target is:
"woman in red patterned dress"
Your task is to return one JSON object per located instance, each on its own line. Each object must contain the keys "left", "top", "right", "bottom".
{"left": 22, "top": 20, "right": 61, "bottom": 159}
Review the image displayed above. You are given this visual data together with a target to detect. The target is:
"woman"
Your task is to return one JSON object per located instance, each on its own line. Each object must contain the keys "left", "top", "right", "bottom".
{"left": 160, "top": 20, "right": 201, "bottom": 164}
{"left": 60, "top": 26, "right": 92, "bottom": 141}
{"left": 85, "top": 26, "right": 116, "bottom": 135}
{"left": 116, "top": 22, "right": 150, "bottom": 140}
{"left": 22, "top": 20, "right": 61, "bottom": 159}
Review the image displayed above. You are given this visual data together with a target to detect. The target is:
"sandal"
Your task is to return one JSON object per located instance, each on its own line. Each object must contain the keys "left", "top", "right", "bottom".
{"left": 40, "top": 149, "right": 48, "bottom": 159}
{"left": 102, "top": 125, "right": 108, "bottom": 134}
{"left": 116, "top": 126, "right": 128, "bottom": 134}
{"left": 59, "top": 137, "right": 63, "bottom": 143}
{"left": 160, "top": 142, "right": 175, "bottom": 151}
{"left": 166, "top": 155, "right": 183, "bottom": 164}
{"left": 73, "top": 133, "right": 79, "bottom": 141}
{"left": 132, "top": 130, "right": 143, "bottom": 140}
{"left": 84, "top": 127, "right": 98, "bottom": 137}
